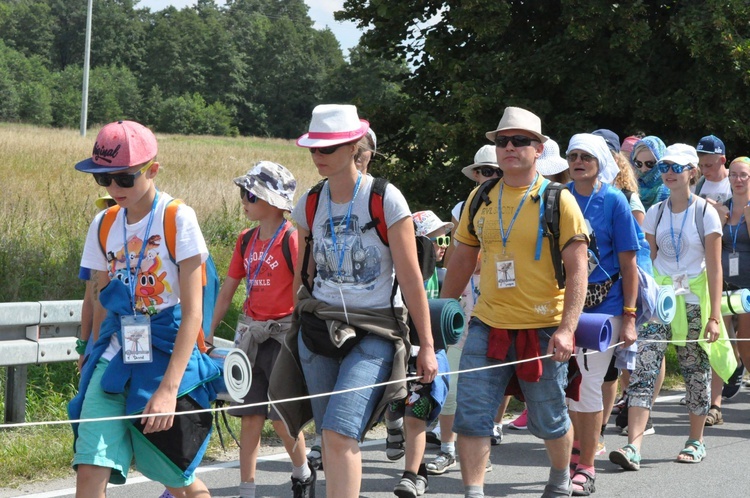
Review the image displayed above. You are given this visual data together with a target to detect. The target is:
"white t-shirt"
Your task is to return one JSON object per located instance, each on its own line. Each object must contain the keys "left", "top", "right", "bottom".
{"left": 698, "top": 176, "right": 732, "bottom": 204}
{"left": 80, "top": 193, "right": 208, "bottom": 359}
{"left": 643, "top": 197, "right": 722, "bottom": 303}
{"left": 292, "top": 175, "right": 412, "bottom": 309}
{"left": 629, "top": 191, "right": 645, "bottom": 215}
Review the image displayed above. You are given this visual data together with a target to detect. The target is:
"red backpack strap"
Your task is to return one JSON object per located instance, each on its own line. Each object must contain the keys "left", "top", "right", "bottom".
{"left": 305, "top": 180, "right": 326, "bottom": 231}
{"left": 368, "top": 177, "right": 390, "bottom": 246}
{"left": 98, "top": 205, "right": 121, "bottom": 258}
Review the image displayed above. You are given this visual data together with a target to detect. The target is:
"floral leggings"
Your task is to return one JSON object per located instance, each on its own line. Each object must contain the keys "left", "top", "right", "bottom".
{"left": 628, "top": 304, "right": 711, "bottom": 416}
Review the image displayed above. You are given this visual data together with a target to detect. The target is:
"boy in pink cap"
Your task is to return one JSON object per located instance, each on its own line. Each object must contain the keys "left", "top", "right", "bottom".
{"left": 69, "top": 120, "right": 219, "bottom": 498}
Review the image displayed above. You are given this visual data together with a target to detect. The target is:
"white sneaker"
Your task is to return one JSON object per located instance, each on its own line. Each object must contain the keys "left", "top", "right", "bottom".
{"left": 490, "top": 424, "right": 503, "bottom": 445}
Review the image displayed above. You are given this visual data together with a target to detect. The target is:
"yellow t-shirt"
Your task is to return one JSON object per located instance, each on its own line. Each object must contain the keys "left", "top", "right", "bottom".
{"left": 454, "top": 176, "right": 587, "bottom": 329}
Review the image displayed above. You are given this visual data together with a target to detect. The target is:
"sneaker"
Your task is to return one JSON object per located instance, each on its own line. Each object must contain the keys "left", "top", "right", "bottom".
{"left": 394, "top": 475, "right": 428, "bottom": 497}
{"left": 425, "top": 425, "right": 441, "bottom": 446}
{"left": 307, "top": 444, "right": 323, "bottom": 471}
{"left": 291, "top": 464, "right": 317, "bottom": 498}
{"left": 485, "top": 458, "right": 492, "bottom": 473}
{"left": 426, "top": 451, "right": 456, "bottom": 475}
{"left": 508, "top": 409, "right": 528, "bottom": 430}
{"left": 595, "top": 436, "right": 606, "bottom": 456}
{"left": 490, "top": 424, "right": 503, "bottom": 445}
{"left": 723, "top": 363, "right": 744, "bottom": 399}
{"left": 620, "top": 417, "right": 655, "bottom": 437}
{"left": 386, "top": 426, "right": 406, "bottom": 461}
{"left": 679, "top": 396, "right": 686, "bottom": 405}
{"left": 615, "top": 406, "right": 628, "bottom": 430}
{"left": 158, "top": 491, "right": 175, "bottom": 498}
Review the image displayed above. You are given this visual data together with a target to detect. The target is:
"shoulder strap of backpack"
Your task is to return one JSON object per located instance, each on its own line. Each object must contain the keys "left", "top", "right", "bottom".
{"left": 365, "top": 177, "right": 390, "bottom": 246}
{"left": 164, "top": 199, "right": 182, "bottom": 264}
{"left": 467, "top": 177, "right": 501, "bottom": 237}
{"left": 239, "top": 227, "right": 258, "bottom": 261}
{"left": 281, "top": 226, "right": 295, "bottom": 274}
{"left": 98, "top": 205, "right": 121, "bottom": 257}
{"left": 302, "top": 180, "right": 327, "bottom": 292}
{"left": 539, "top": 181, "right": 566, "bottom": 289}
{"left": 695, "top": 176, "right": 706, "bottom": 196}
{"left": 694, "top": 196, "right": 707, "bottom": 249}
{"left": 622, "top": 188, "right": 633, "bottom": 203}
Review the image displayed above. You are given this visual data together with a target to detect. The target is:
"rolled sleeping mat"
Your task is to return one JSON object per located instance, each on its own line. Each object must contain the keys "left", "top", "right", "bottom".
{"left": 575, "top": 313, "right": 613, "bottom": 352}
{"left": 429, "top": 298, "right": 465, "bottom": 350}
{"left": 208, "top": 348, "right": 253, "bottom": 403}
{"left": 654, "top": 285, "right": 676, "bottom": 324}
{"left": 721, "top": 289, "right": 750, "bottom": 316}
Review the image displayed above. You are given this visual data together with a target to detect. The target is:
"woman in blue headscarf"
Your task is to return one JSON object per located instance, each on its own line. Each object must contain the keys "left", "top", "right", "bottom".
{"left": 631, "top": 136, "right": 669, "bottom": 210}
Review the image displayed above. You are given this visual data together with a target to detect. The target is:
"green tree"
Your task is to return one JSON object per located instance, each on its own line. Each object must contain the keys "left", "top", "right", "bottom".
{"left": 0, "top": 0, "right": 55, "bottom": 61}
{"left": 0, "top": 40, "right": 53, "bottom": 124}
{"left": 339, "top": 0, "right": 750, "bottom": 215}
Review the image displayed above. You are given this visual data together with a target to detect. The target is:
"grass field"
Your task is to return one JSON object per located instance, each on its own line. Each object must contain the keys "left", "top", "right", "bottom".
{"left": 0, "top": 123, "right": 322, "bottom": 487}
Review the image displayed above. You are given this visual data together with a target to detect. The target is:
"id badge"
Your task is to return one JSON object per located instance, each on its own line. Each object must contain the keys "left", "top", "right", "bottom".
{"left": 496, "top": 253, "right": 516, "bottom": 289}
{"left": 672, "top": 273, "right": 690, "bottom": 296}
{"left": 235, "top": 313, "right": 252, "bottom": 348}
{"left": 121, "top": 314, "right": 153, "bottom": 364}
{"left": 729, "top": 253, "right": 740, "bottom": 277}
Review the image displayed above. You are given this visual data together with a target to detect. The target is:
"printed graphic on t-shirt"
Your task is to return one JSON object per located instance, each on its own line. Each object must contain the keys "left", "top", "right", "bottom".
{"left": 313, "top": 214, "right": 382, "bottom": 289}
{"left": 655, "top": 225, "right": 688, "bottom": 263}
{"left": 107, "top": 234, "right": 173, "bottom": 313}
{"left": 243, "top": 249, "right": 281, "bottom": 288}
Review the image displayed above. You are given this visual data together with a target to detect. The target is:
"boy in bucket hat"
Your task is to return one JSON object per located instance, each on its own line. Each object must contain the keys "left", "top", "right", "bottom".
{"left": 208, "top": 161, "right": 315, "bottom": 498}
{"left": 69, "top": 120, "right": 220, "bottom": 497}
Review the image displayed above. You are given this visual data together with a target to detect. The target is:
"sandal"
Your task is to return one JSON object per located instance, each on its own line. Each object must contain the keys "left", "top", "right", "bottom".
{"left": 571, "top": 468, "right": 596, "bottom": 496}
{"left": 386, "top": 426, "right": 405, "bottom": 461}
{"left": 569, "top": 447, "right": 581, "bottom": 477}
{"left": 677, "top": 439, "right": 706, "bottom": 463}
{"left": 705, "top": 407, "right": 723, "bottom": 426}
{"left": 609, "top": 444, "right": 641, "bottom": 471}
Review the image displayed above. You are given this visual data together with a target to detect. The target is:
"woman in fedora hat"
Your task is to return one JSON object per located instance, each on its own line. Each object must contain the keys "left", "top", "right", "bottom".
{"left": 271, "top": 104, "right": 437, "bottom": 498}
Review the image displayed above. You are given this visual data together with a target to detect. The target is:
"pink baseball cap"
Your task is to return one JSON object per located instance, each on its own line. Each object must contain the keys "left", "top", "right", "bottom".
{"left": 75, "top": 120, "right": 158, "bottom": 174}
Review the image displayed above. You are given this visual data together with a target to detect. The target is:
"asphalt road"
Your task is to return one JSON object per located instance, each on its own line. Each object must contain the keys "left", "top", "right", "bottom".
{"left": 5, "top": 390, "right": 750, "bottom": 498}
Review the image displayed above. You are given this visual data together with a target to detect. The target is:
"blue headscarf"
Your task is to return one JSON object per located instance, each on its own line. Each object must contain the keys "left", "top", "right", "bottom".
{"left": 631, "top": 136, "right": 669, "bottom": 210}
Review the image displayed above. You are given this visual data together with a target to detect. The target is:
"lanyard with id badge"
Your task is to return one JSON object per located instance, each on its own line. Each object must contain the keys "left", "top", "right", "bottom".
{"left": 495, "top": 175, "right": 537, "bottom": 289}
{"left": 727, "top": 200, "right": 745, "bottom": 278}
{"left": 669, "top": 196, "right": 692, "bottom": 296}
{"left": 121, "top": 193, "right": 159, "bottom": 364}
{"left": 235, "top": 220, "right": 287, "bottom": 346}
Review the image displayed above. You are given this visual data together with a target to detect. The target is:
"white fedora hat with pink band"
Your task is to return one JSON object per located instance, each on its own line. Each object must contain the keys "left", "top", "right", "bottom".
{"left": 297, "top": 104, "right": 370, "bottom": 148}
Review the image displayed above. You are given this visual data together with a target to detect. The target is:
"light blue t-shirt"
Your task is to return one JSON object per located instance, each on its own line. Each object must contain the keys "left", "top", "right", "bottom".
{"left": 570, "top": 182, "right": 640, "bottom": 316}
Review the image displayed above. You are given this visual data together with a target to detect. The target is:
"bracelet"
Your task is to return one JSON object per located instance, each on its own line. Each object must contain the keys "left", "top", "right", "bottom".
{"left": 708, "top": 316, "right": 721, "bottom": 325}
{"left": 75, "top": 339, "right": 87, "bottom": 355}
{"left": 623, "top": 306, "right": 637, "bottom": 313}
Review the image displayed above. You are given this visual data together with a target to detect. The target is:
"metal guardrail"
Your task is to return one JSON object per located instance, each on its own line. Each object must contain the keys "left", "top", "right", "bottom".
{"left": 0, "top": 300, "right": 83, "bottom": 423}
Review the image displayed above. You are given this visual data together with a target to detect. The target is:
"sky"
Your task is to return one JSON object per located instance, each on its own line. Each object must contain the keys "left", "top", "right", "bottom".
{"left": 139, "top": 0, "right": 363, "bottom": 54}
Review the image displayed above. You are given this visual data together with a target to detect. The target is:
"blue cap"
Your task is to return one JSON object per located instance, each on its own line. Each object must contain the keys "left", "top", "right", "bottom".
{"left": 696, "top": 134, "right": 725, "bottom": 155}
{"left": 592, "top": 129, "right": 620, "bottom": 154}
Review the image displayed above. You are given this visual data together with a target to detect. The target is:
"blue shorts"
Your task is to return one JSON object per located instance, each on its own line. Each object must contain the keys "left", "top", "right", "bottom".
{"left": 72, "top": 358, "right": 197, "bottom": 488}
{"left": 298, "top": 332, "right": 394, "bottom": 440}
{"left": 453, "top": 318, "right": 570, "bottom": 440}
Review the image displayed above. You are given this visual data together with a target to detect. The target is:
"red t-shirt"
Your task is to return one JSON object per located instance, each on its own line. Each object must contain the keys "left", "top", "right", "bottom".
{"left": 227, "top": 222, "right": 297, "bottom": 321}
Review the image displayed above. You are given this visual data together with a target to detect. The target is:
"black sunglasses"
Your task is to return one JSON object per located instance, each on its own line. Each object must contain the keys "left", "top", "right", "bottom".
{"left": 494, "top": 135, "right": 539, "bottom": 148}
{"left": 633, "top": 159, "right": 656, "bottom": 169}
{"left": 93, "top": 162, "right": 152, "bottom": 188}
{"left": 240, "top": 188, "right": 257, "bottom": 203}
{"left": 476, "top": 166, "right": 502, "bottom": 178}
{"left": 310, "top": 144, "right": 345, "bottom": 155}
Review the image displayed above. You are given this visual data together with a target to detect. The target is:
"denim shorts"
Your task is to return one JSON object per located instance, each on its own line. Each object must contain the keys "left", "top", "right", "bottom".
{"left": 298, "top": 331, "right": 395, "bottom": 440}
{"left": 72, "top": 358, "right": 196, "bottom": 488}
{"left": 453, "top": 318, "right": 570, "bottom": 440}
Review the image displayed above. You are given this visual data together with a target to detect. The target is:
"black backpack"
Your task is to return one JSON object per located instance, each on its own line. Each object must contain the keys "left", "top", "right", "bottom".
{"left": 465, "top": 178, "right": 568, "bottom": 289}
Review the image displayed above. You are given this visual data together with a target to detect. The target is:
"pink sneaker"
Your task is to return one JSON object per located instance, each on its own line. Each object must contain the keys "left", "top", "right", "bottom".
{"left": 508, "top": 409, "right": 528, "bottom": 430}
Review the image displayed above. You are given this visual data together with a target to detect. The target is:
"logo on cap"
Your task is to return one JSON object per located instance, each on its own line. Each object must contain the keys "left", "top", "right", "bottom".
{"left": 92, "top": 143, "right": 121, "bottom": 164}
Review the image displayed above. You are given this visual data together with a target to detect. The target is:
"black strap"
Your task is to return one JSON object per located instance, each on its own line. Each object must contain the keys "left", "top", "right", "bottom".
{"left": 467, "top": 177, "right": 501, "bottom": 237}
{"left": 241, "top": 225, "right": 295, "bottom": 274}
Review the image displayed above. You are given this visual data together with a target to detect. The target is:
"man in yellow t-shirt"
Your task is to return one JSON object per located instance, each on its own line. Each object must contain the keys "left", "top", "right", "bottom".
{"left": 441, "top": 107, "right": 588, "bottom": 498}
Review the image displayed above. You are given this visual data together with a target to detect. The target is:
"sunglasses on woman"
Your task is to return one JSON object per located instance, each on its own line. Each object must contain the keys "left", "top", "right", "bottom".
{"left": 566, "top": 152, "right": 596, "bottom": 163}
{"left": 657, "top": 162, "right": 694, "bottom": 174}
{"left": 633, "top": 159, "right": 656, "bottom": 169}
{"left": 93, "top": 161, "right": 152, "bottom": 188}
{"left": 475, "top": 166, "right": 502, "bottom": 178}
{"left": 430, "top": 235, "right": 451, "bottom": 248}
{"left": 494, "top": 135, "right": 538, "bottom": 148}
{"left": 309, "top": 144, "right": 345, "bottom": 155}
{"left": 240, "top": 188, "right": 257, "bottom": 203}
